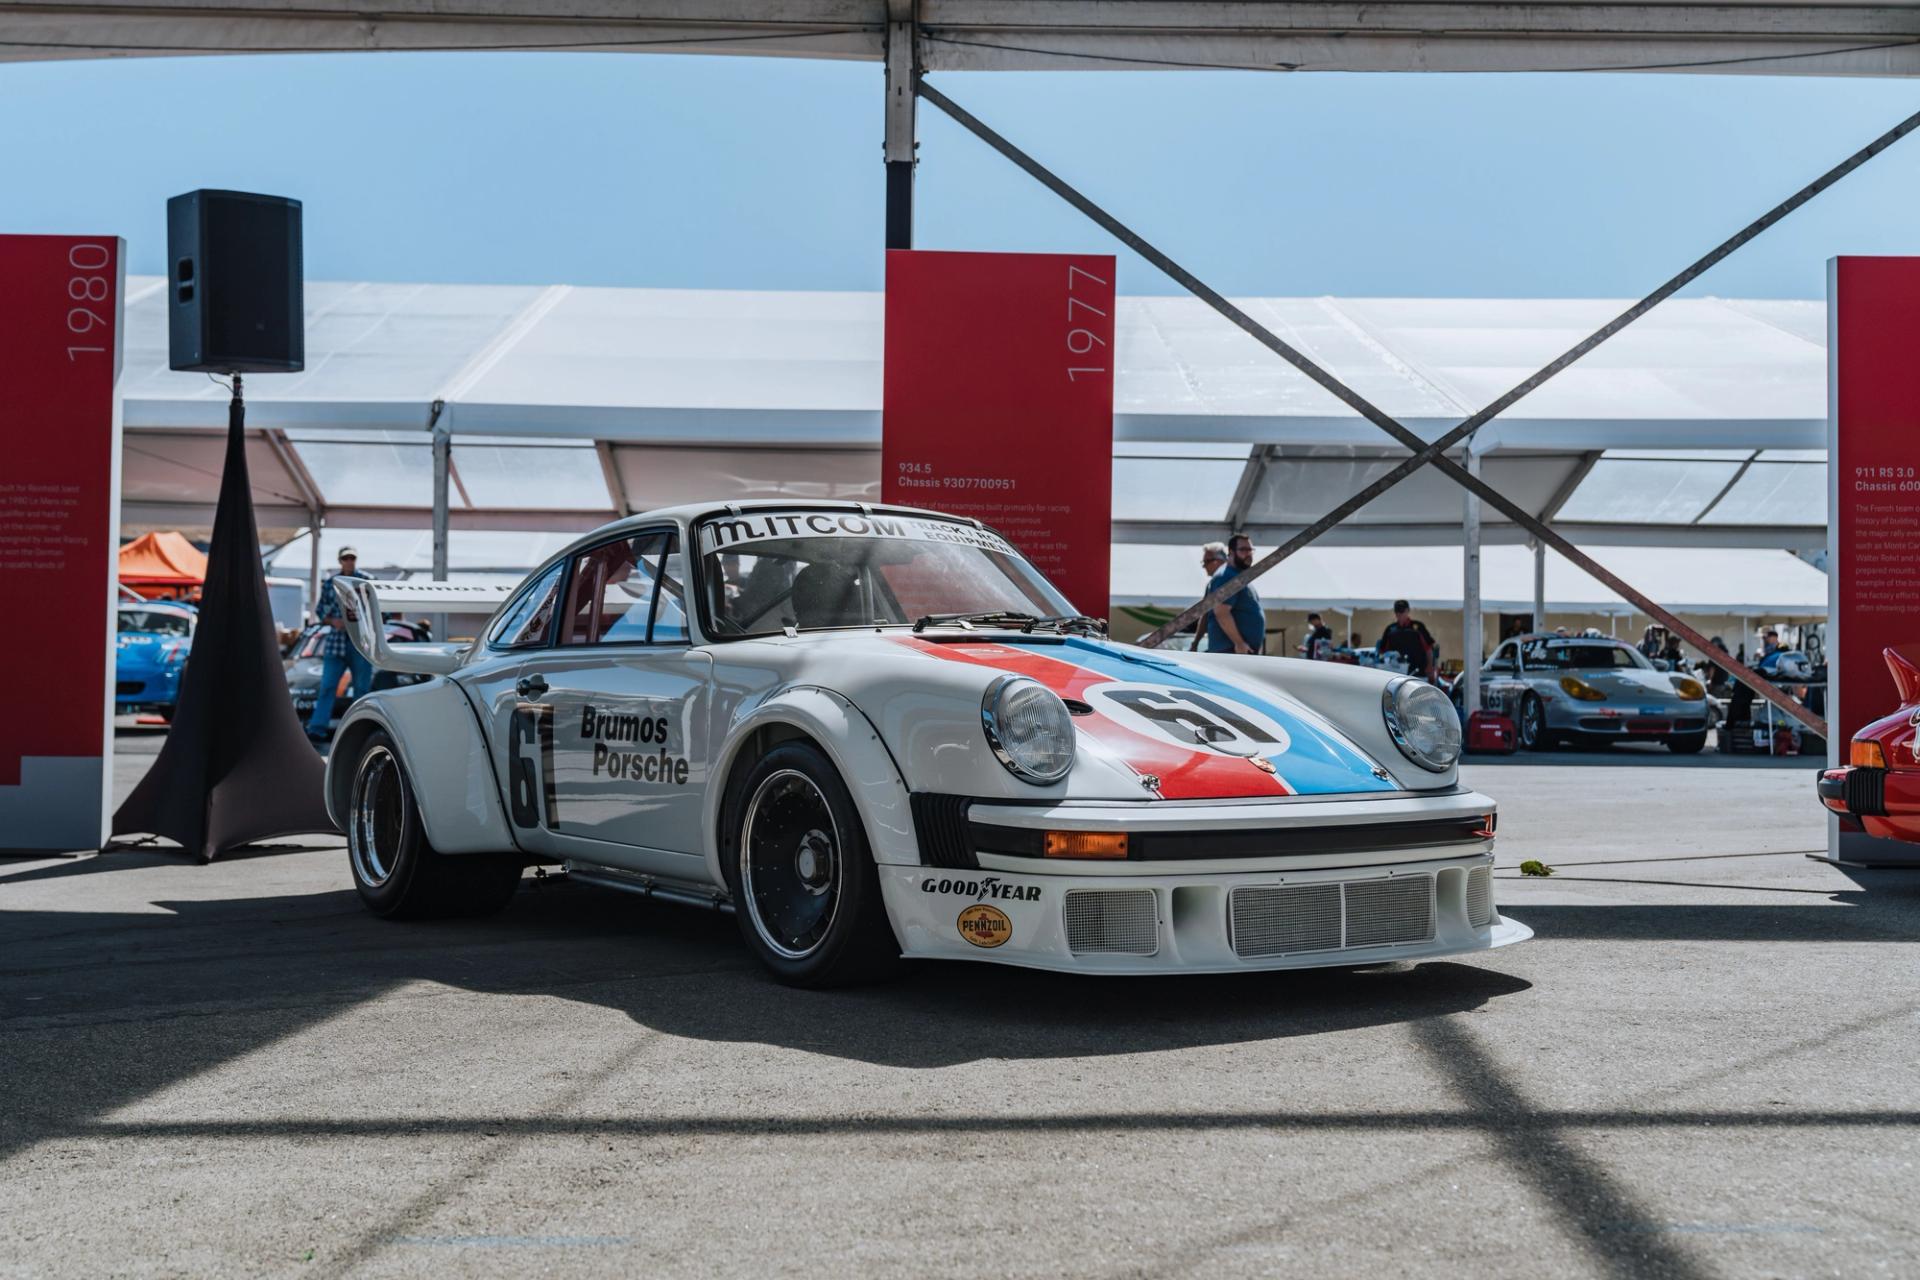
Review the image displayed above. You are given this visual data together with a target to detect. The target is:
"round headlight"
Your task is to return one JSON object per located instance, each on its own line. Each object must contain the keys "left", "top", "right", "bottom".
{"left": 982, "top": 676, "right": 1076, "bottom": 784}
{"left": 1381, "top": 677, "right": 1460, "bottom": 774}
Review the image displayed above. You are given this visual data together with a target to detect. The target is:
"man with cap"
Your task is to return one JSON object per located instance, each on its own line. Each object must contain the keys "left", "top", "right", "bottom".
{"left": 305, "top": 546, "right": 373, "bottom": 743}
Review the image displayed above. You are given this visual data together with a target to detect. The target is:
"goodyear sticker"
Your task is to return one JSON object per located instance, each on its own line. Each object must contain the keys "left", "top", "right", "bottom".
{"left": 956, "top": 903, "right": 1012, "bottom": 949}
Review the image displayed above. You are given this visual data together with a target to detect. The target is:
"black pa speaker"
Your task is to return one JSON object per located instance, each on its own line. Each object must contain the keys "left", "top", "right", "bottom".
{"left": 167, "top": 189, "right": 304, "bottom": 374}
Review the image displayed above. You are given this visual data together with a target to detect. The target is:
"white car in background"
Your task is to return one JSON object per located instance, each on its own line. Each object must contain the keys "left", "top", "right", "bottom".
{"left": 327, "top": 502, "right": 1528, "bottom": 987}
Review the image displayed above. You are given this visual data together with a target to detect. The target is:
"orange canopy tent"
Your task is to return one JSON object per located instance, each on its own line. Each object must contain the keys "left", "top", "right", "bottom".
{"left": 118, "top": 531, "right": 208, "bottom": 588}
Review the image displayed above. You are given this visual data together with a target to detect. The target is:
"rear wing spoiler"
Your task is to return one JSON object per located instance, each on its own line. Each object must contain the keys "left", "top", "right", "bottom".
{"left": 331, "top": 577, "right": 518, "bottom": 676}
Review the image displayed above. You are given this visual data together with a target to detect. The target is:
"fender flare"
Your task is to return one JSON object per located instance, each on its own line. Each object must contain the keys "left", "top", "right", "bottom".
{"left": 326, "top": 684, "right": 518, "bottom": 855}
{"left": 702, "top": 685, "right": 918, "bottom": 889}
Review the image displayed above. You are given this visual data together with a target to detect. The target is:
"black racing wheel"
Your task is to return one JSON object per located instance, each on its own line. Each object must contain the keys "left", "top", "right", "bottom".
{"left": 346, "top": 730, "right": 523, "bottom": 919}
{"left": 722, "top": 740, "right": 901, "bottom": 987}
{"left": 1518, "top": 693, "right": 1552, "bottom": 752}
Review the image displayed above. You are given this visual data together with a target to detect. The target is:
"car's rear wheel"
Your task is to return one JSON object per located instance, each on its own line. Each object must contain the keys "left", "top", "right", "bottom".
{"left": 723, "top": 741, "right": 901, "bottom": 988}
{"left": 347, "top": 730, "right": 522, "bottom": 919}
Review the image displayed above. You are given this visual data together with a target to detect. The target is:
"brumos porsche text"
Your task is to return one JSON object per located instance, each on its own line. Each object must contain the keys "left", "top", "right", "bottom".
{"left": 920, "top": 875, "right": 1040, "bottom": 902}
{"left": 583, "top": 703, "right": 690, "bottom": 786}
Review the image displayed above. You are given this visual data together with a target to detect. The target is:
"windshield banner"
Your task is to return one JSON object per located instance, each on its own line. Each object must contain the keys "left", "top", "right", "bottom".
{"left": 882, "top": 250, "right": 1116, "bottom": 616}
{"left": 1829, "top": 256, "right": 1920, "bottom": 865}
{"left": 0, "top": 235, "right": 124, "bottom": 851}
{"left": 699, "top": 510, "right": 1015, "bottom": 558}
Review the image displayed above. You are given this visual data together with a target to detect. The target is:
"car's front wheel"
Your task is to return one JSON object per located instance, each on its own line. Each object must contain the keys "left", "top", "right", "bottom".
{"left": 1666, "top": 731, "right": 1708, "bottom": 754}
{"left": 1518, "top": 693, "right": 1552, "bottom": 751}
{"left": 347, "top": 730, "right": 522, "bottom": 919}
{"left": 723, "top": 741, "right": 901, "bottom": 988}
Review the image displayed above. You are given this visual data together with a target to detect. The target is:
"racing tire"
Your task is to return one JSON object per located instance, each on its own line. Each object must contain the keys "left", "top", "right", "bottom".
{"left": 1518, "top": 694, "right": 1552, "bottom": 752}
{"left": 1666, "top": 732, "right": 1708, "bottom": 755}
{"left": 722, "top": 741, "right": 902, "bottom": 988}
{"left": 346, "top": 730, "right": 522, "bottom": 919}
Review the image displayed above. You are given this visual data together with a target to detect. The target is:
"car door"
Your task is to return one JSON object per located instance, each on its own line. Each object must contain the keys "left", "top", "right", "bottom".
{"left": 514, "top": 529, "right": 714, "bottom": 883}
{"left": 452, "top": 559, "right": 569, "bottom": 862}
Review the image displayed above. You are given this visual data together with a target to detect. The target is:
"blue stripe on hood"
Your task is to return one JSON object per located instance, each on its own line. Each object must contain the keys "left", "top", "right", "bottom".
{"left": 1044, "top": 637, "right": 1398, "bottom": 795}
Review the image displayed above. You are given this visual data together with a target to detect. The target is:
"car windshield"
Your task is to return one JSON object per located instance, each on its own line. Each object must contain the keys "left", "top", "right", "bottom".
{"left": 1521, "top": 641, "right": 1650, "bottom": 671}
{"left": 696, "top": 511, "right": 1073, "bottom": 638}
{"left": 118, "top": 609, "right": 190, "bottom": 637}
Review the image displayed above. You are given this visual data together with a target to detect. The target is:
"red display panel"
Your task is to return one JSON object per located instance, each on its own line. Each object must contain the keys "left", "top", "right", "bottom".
{"left": 0, "top": 235, "right": 122, "bottom": 848}
{"left": 882, "top": 250, "right": 1116, "bottom": 617}
{"left": 1829, "top": 257, "right": 1920, "bottom": 861}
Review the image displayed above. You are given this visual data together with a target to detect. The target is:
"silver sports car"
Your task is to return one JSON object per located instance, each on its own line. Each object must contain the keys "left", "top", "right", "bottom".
{"left": 1480, "top": 633, "right": 1709, "bottom": 753}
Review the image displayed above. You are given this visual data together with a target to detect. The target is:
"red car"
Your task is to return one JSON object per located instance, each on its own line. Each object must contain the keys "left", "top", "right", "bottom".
{"left": 1818, "top": 646, "right": 1920, "bottom": 842}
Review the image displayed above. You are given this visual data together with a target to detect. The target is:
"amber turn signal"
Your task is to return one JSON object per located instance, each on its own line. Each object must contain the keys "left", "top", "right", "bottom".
{"left": 1558, "top": 675, "right": 1607, "bottom": 702}
{"left": 1851, "top": 739, "right": 1888, "bottom": 769}
{"left": 1043, "top": 830, "right": 1129, "bottom": 859}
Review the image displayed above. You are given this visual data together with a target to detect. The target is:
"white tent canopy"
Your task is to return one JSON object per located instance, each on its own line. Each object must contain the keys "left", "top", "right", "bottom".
{"left": 119, "top": 278, "right": 1831, "bottom": 559}
{"left": 8, "top": 0, "right": 1920, "bottom": 77}
{"left": 1108, "top": 542, "right": 1829, "bottom": 615}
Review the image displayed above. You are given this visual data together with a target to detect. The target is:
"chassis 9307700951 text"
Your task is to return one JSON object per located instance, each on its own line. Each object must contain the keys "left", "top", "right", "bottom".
{"left": 326, "top": 501, "right": 1529, "bottom": 987}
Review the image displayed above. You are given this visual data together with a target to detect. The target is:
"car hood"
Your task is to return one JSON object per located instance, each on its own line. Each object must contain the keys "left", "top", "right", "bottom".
{"left": 116, "top": 633, "right": 187, "bottom": 671}
{"left": 885, "top": 633, "right": 1396, "bottom": 799}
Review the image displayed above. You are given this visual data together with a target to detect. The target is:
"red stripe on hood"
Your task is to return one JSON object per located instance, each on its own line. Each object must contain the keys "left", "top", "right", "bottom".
{"left": 893, "top": 637, "right": 1289, "bottom": 798}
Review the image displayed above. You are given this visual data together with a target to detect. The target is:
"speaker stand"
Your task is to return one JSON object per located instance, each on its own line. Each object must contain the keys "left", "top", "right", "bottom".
{"left": 112, "top": 372, "right": 337, "bottom": 860}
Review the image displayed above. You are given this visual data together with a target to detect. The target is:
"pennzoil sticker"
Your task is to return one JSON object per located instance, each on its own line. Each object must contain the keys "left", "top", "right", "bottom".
{"left": 699, "top": 511, "right": 1014, "bottom": 557}
{"left": 956, "top": 904, "right": 1013, "bottom": 948}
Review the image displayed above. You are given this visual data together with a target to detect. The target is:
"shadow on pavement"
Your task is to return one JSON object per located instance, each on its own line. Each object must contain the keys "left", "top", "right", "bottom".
{"left": 1511, "top": 894, "right": 1920, "bottom": 942}
{"left": 1, "top": 873, "right": 1531, "bottom": 1164}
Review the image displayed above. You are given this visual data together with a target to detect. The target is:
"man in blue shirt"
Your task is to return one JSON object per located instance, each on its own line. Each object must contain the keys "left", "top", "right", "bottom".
{"left": 305, "top": 546, "right": 373, "bottom": 742}
{"left": 1203, "top": 533, "right": 1266, "bottom": 655}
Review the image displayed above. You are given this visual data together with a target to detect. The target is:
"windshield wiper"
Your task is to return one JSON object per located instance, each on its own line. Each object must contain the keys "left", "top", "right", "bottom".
{"left": 1031, "top": 614, "right": 1107, "bottom": 637}
{"left": 912, "top": 610, "right": 1038, "bottom": 633}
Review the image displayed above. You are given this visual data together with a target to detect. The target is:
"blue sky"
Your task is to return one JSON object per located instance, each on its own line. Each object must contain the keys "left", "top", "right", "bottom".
{"left": 1, "top": 52, "right": 1914, "bottom": 298}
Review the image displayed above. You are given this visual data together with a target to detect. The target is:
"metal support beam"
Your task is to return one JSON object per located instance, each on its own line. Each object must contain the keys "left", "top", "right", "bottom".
{"left": 429, "top": 399, "right": 451, "bottom": 636}
{"left": 1532, "top": 537, "right": 1547, "bottom": 634}
{"left": 1462, "top": 448, "right": 1482, "bottom": 718}
{"left": 912, "top": 79, "right": 1920, "bottom": 735}
{"left": 884, "top": 1, "right": 917, "bottom": 250}
{"left": 595, "top": 440, "right": 631, "bottom": 516}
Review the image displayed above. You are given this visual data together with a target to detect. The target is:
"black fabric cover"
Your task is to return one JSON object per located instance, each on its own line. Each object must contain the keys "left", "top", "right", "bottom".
{"left": 113, "top": 389, "right": 337, "bottom": 860}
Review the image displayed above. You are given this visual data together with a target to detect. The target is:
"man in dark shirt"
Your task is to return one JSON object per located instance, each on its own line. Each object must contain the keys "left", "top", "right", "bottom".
{"left": 1377, "top": 598, "right": 1437, "bottom": 680}
{"left": 1301, "top": 612, "right": 1334, "bottom": 660}
{"left": 1204, "top": 533, "right": 1266, "bottom": 655}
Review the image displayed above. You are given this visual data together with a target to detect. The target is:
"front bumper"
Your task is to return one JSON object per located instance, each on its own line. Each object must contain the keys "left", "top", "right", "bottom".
{"left": 881, "top": 854, "right": 1526, "bottom": 974}
{"left": 882, "top": 788, "right": 1527, "bottom": 972}
{"left": 1819, "top": 766, "right": 1920, "bottom": 843}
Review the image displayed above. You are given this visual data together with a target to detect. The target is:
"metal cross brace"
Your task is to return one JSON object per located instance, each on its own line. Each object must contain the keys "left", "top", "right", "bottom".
{"left": 917, "top": 78, "right": 1920, "bottom": 737}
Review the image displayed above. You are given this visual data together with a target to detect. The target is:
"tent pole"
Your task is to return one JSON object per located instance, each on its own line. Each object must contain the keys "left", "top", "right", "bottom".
{"left": 884, "top": 2, "right": 916, "bottom": 250}
{"left": 1532, "top": 537, "right": 1546, "bottom": 634}
{"left": 430, "top": 417, "right": 451, "bottom": 639}
{"left": 308, "top": 512, "right": 321, "bottom": 620}
{"left": 1463, "top": 446, "right": 1482, "bottom": 717}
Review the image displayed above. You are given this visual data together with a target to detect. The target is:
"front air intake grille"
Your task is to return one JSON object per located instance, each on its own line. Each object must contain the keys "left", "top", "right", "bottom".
{"left": 1466, "top": 864, "right": 1494, "bottom": 928}
{"left": 1345, "top": 877, "right": 1434, "bottom": 948}
{"left": 910, "top": 793, "right": 977, "bottom": 869}
{"left": 116, "top": 681, "right": 143, "bottom": 696}
{"left": 1228, "top": 884, "right": 1341, "bottom": 958}
{"left": 1849, "top": 768, "right": 1888, "bottom": 818}
{"left": 1229, "top": 875, "right": 1436, "bottom": 958}
{"left": 1063, "top": 889, "right": 1158, "bottom": 956}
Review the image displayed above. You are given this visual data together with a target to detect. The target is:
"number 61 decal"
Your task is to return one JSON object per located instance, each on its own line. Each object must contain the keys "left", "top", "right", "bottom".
{"left": 508, "top": 702, "right": 558, "bottom": 829}
{"left": 1086, "top": 683, "right": 1293, "bottom": 759}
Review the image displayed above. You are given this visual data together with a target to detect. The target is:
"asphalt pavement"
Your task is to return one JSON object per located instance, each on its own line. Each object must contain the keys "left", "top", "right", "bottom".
{"left": 2, "top": 730, "right": 1915, "bottom": 1279}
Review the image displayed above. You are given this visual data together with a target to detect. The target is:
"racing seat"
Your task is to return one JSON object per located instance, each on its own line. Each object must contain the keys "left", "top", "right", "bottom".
{"left": 791, "top": 564, "right": 865, "bottom": 630}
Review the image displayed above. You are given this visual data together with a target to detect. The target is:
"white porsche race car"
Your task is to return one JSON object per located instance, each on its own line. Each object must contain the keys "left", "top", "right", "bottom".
{"left": 328, "top": 501, "right": 1529, "bottom": 986}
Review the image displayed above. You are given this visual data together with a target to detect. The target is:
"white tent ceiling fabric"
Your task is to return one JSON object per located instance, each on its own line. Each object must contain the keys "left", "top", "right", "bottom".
{"left": 8, "top": 0, "right": 1920, "bottom": 77}
{"left": 1109, "top": 543, "right": 1830, "bottom": 615}
{"left": 113, "top": 278, "right": 1833, "bottom": 610}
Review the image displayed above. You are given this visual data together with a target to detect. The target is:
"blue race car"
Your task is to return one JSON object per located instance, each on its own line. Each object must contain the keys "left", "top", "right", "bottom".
{"left": 115, "top": 601, "right": 195, "bottom": 720}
